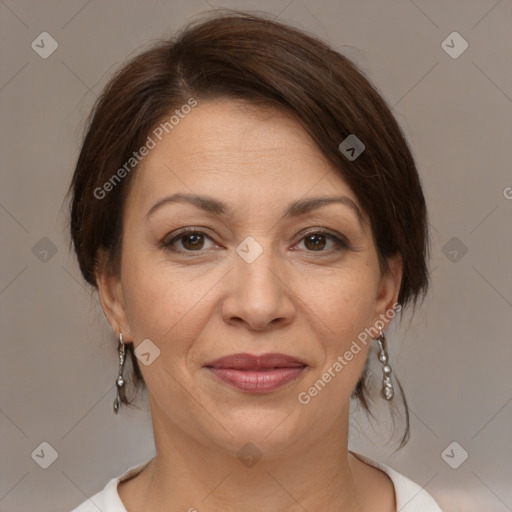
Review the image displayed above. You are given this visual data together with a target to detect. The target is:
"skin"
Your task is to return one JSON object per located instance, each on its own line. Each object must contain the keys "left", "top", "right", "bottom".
{"left": 96, "top": 98, "right": 402, "bottom": 512}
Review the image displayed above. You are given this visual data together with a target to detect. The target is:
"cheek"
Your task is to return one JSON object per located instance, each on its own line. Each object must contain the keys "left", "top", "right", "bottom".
{"left": 298, "top": 265, "right": 377, "bottom": 400}
{"left": 313, "top": 264, "right": 380, "bottom": 343}
{"left": 120, "top": 246, "right": 220, "bottom": 361}
{"left": 119, "top": 264, "right": 205, "bottom": 403}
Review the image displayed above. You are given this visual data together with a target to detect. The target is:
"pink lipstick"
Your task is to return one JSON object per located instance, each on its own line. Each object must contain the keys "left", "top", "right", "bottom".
{"left": 205, "top": 353, "right": 307, "bottom": 393}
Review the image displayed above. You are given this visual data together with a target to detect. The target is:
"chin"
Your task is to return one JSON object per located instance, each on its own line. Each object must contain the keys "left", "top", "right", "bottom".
{"left": 203, "top": 406, "right": 307, "bottom": 459}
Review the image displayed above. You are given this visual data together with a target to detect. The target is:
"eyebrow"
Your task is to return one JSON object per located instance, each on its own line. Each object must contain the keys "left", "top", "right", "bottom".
{"left": 146, "top": 193, "right": 364, "bottom": 226}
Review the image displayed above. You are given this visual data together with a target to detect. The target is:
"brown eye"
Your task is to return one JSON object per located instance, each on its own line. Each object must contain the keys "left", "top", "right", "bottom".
{"left": 304, "top": 233, "right": 327, "bottom": 251}
{"left": 162, "top": 229, "right": 216, "bottom": 252}
{"left": 296, "top": 231, "right": 349, "bottom": 253}
{"left": 181, "top": 232, "right": 205, "bottom": 250}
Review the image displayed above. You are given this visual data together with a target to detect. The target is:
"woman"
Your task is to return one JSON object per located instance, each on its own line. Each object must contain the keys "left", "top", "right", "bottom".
{"left": 68, "top": 10, "right": 443, "bottom": 512}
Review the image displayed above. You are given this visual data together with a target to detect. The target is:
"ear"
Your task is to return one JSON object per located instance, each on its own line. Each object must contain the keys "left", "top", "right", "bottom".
{"left": 95, "top": 249, "right": 133, "bottom": 341}
{"left": 373, "top": 253, "right": 403, "bottom": 330}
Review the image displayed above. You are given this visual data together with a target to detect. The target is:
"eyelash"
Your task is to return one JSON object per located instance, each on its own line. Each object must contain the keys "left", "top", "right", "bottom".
{"left": 161, "top": 227, "right": 350, "bottom": 255}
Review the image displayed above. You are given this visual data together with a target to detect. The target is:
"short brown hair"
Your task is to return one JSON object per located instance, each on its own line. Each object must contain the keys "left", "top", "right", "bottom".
{"left": 67, "top": 10, "right": 430, "bottom": 447}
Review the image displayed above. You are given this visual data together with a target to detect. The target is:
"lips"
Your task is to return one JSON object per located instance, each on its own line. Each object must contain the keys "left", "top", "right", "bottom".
{"left": 205, "top": 353, "right": 307, "bottom": 370}
{"left": 204, "top": 353, "right": 307, "bottom": 393}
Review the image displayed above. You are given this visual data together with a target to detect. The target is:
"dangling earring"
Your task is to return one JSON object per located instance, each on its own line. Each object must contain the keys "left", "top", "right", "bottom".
{"left": 113, "top": 332, "right": 126, "bottom": 414}
{"left": 376, "top": 326, "right": 394, "bottom": 400}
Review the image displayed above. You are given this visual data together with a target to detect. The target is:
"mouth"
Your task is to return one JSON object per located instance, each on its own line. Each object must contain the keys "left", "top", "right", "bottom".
{"left": 204, "top": 353, "right": 307, "bottom": 393}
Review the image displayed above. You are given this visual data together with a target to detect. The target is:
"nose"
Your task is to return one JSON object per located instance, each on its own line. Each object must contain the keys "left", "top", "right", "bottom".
{"left": 221, "top": 243, "right": 296, "bottom": 332}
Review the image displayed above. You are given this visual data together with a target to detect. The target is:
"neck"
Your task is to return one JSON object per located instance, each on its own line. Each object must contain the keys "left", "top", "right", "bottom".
{"left": 127, "top": 400, "right": 368, "bottom": 512}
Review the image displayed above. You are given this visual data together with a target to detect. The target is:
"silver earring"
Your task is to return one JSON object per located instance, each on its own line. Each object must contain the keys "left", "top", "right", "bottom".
{"left": 113, "top": 332, "right": 126, "bottom": 414}
{"left": 376, "top": 326, "right": 394, "bottom": 400}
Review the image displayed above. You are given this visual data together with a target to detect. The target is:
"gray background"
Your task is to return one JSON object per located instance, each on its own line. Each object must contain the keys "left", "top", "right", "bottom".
{"left": 1, "top": 1, "right": 511, "bottom": 511}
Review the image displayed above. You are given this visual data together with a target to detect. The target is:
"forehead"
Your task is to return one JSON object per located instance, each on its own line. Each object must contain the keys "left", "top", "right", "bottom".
{"left": 142, "top": 99, "right": 330, "bottom": 168}
{"left": 128, "top": 98, "right": 360, "bottom": 216}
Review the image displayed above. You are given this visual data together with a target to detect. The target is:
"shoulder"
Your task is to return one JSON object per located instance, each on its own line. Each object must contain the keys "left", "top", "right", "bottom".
{"left": 68, "top": 480, "right": 116, "bottom": 512}
{"left": 68, "top": 459, "right": 153, "bottom": 512}
{"left": 350, "top": 451, "right": 445, "bottom": 512}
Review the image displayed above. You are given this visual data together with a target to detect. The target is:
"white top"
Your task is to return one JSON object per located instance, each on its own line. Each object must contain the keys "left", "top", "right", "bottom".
{"left": 69, "top": 452, "right": 443, "bottom": 511}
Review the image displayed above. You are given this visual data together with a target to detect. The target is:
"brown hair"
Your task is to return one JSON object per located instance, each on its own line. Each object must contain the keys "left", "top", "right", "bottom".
{"left": 67, "top": 10, "right": 430, "bottom": 448}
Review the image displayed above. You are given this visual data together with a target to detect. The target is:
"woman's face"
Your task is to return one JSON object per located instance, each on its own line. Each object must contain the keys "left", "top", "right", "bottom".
{"left": 98, "top": 98, "right": 401, "bottom": 457}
